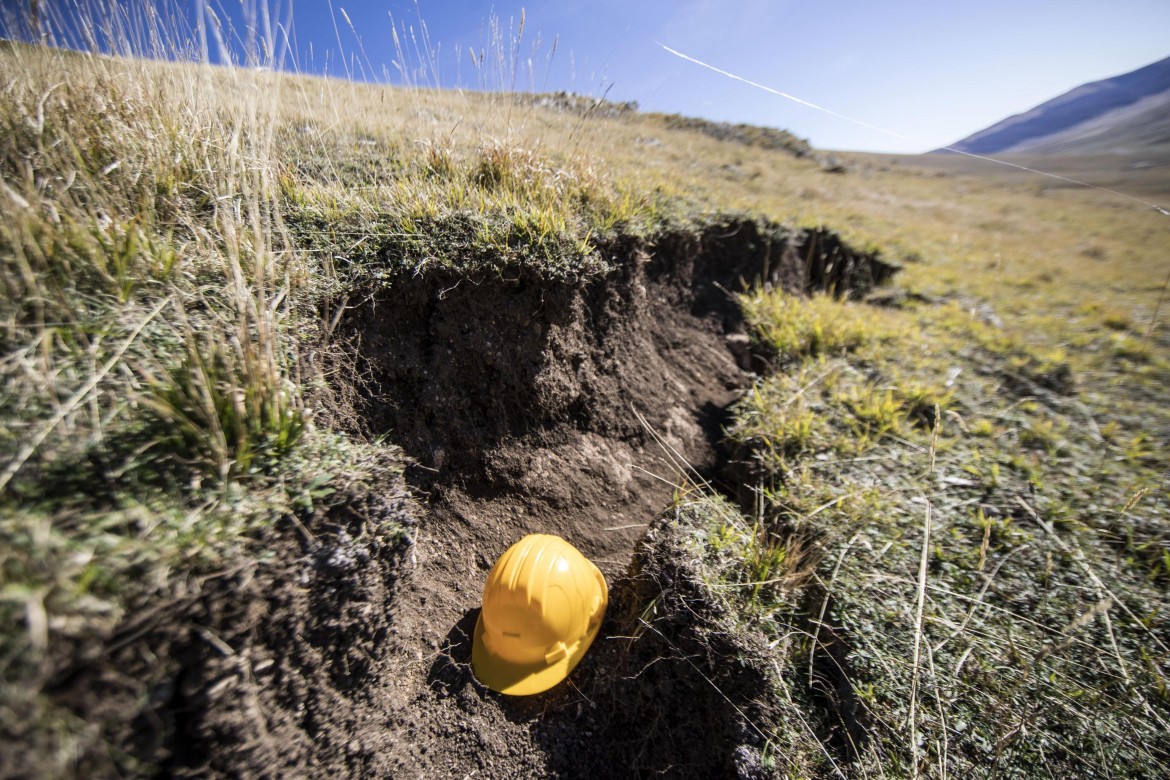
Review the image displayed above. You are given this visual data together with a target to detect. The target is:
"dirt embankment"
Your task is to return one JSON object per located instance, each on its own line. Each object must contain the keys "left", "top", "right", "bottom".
{"left": 49, "top": 219, "right": 895, "bottom": 778}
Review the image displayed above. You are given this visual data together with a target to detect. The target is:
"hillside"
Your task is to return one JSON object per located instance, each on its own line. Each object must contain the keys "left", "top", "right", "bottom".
{"left": 1, "top": 35, "right": 1169, "bottom": 780}
{"left": 945, "top": 54, "right": 1170, "bottom": 156}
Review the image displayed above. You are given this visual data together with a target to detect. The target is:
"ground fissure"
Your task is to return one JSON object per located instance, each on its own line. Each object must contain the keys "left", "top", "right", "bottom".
{"left": 64, "top": 219, "right": 896, "bottom": 778}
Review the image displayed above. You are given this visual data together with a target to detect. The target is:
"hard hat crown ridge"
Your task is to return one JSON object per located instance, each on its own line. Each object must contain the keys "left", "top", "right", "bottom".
{"left": 472, "top": 534, "right": 608, "bottom": 696}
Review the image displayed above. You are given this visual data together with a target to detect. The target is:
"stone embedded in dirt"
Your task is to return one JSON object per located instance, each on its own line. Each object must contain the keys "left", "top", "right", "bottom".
{"left": 726, "top": 332, "right": 753, "bottom": 370}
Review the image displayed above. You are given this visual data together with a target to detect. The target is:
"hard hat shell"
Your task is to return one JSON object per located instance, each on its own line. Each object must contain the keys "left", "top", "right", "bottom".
{"left": 472, "top": 534, "right": 608, "bottom": 696}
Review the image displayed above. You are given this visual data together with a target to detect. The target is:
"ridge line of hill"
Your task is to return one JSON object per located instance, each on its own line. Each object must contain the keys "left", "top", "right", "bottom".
{"left": 941, "top": 53, "right": 1170, "bottom": 156}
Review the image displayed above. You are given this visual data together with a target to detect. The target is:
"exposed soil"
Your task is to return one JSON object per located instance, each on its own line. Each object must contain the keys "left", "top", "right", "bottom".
{"left": 43, "top": 219, "right": 895, "bottom": 779}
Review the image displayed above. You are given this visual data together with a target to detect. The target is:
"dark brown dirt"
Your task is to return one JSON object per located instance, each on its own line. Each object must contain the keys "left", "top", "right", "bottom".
{"left": 321, "top": 221, "right": 788, "bottom": 777}
{"left": 41, "top": 219, "right": 895, "bottom": 779}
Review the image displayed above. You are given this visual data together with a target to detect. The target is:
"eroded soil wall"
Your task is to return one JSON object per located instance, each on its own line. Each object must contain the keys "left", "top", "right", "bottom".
{"left": 59, "top": 218, "right": 896, "bottom": 778}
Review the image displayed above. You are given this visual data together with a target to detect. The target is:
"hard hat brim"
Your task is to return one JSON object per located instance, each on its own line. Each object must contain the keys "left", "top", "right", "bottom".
{"left": 471, "top": 608, "right": 602, "bottom": 696}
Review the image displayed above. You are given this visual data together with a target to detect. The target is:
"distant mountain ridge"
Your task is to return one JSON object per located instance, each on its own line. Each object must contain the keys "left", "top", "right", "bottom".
{"left": 942, "top": 54, "right": 1170, "bottom": 156}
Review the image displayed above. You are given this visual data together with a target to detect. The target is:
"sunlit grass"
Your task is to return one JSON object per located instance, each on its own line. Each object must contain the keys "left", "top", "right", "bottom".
{"left": 719, "top": 273, "right": 1169, "bottom": 774}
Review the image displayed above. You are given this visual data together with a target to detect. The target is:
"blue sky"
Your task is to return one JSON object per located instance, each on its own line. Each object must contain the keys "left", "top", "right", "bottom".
{"left": 7, "top": 1, "right": 1170, "bottom": 153}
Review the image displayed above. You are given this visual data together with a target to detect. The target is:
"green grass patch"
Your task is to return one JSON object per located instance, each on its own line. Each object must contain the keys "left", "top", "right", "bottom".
{"left": 715, "top": 283, "right": 1170, "bottom": 775}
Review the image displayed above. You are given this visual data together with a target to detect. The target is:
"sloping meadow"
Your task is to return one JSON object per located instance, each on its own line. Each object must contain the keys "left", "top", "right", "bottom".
{"left": 0, "top": 37, "right": 886, "bottom": 776}
{"left": 2, "top": 21, "right": 1169, "bottom": 780}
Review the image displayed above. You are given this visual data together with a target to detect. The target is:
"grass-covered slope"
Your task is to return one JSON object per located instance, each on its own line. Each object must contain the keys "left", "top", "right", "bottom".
{"left": 712, "top": 289, "right": 1170, "bottom": 774}
{"left": 1, "top": 28, "right": 1168, "bottom": 779}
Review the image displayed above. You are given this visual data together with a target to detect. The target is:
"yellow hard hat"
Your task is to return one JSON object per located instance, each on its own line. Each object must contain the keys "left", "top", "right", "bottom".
{"left": 472, "top": 534, "right": 608, "bottom": 696}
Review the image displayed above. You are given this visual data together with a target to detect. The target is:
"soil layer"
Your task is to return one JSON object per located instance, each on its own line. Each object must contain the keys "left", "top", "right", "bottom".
{"left": 49, "top": 220, "right": 895, "bottom": 778}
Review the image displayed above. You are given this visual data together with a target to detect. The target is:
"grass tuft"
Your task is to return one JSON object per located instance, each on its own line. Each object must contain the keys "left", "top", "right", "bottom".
{"left": 141, "top": 331, "right": 304, "bottom": 481}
